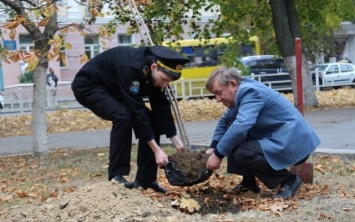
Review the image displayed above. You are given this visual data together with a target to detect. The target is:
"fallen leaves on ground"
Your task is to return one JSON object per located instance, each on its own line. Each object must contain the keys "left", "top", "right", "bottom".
{"left": 1, "top": 88, "right": 355, "bottom": 220}
{"left": 1, "top": 88, "right": 355, "bottom": 138}
{"left": 0, "top": 148, "right": 354, "bottom": 220}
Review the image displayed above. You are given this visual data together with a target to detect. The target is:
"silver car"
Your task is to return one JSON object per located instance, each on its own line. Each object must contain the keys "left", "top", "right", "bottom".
{"left": 311, "top": 62, "right": 355, "bottom": 87}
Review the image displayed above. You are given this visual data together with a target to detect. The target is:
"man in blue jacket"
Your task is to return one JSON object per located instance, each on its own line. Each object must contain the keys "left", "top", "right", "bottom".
{"left": 205, "top": 66, "right": 320, "bottom": 199}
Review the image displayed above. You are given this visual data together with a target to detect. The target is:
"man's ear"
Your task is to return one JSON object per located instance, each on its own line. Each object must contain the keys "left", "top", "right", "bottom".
{"left": 229, "top": 79, "right": 239, "bottom": 91}
{"left": 229, "top": 79, "right": 238, "bottom": 87}
{"left": 150, "top": 62, "right": 158, "bottom": 71}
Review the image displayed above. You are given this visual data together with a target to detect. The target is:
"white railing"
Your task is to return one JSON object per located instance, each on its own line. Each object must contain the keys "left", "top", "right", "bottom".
{"left": 1, "top": 81, "right": 80, "bottom": 114}
{"left": 0, "top": 73, "right": 353, "bottom": 114}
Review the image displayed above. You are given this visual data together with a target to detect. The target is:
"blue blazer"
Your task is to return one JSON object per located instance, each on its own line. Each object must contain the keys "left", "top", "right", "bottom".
{"left": 213, "top": 78, "right": 321, "bottom": 170}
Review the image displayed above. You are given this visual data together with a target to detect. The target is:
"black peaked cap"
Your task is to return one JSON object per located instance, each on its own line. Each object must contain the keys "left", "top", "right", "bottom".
{"left": 150, "top": 45, "right": 190, "bottom": 80}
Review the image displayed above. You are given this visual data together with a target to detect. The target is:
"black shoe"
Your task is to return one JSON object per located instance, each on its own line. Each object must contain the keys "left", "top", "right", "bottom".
{"left": 112, "top": 175, "right": 134, "bottom": 188}
{"left": 230, "top": 182, "right": 261, "bottom": 193}
{"left": 132, "top": 181, "right": 168, "bottom": 193}
{"left": 273, "top": 175, "right": 302, "bottom": 199}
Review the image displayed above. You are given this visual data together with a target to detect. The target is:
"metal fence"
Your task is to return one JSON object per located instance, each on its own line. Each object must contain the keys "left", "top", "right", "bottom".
{"left": 0, "top": 73, "right": 353, "bottom": 114}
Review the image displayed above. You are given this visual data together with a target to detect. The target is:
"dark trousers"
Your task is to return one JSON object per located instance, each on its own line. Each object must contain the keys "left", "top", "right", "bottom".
{"left": 72, "top": 78, "right": 159, "bottom": 182}
{"left": 227, "top": 141, "right": 297, "bottom": 189}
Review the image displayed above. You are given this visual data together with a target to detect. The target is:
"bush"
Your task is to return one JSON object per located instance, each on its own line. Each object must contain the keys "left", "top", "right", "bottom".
{"left": 19, "top": 71, "right": 34, "bottom": 83}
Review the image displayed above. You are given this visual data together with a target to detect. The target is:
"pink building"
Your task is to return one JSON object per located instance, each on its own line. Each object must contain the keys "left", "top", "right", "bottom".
{"left": 0, "top": 1, "right": 219, "bottom": 90}
{"left": 0, "top": 1, "right": 148, "bottom": 88}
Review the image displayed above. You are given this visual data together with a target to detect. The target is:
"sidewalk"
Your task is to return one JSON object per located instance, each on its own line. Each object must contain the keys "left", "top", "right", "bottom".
{"left": 1, "top": 108, "right": 354, "bottom": 158}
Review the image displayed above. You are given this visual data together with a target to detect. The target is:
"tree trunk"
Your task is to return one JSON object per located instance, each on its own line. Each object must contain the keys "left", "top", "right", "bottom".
{"left": 31, "top": 4, "right": 58, "bottom": 157}
{"left": 269, "top": 0, "right": 319, "bottom": 108}
{"left": 32, "top": 66, "right": 49, "bottom": 157}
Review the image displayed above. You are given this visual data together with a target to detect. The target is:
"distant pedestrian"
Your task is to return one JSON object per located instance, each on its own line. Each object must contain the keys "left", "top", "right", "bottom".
{"left": 46, "top": 67, "right": 58, "bottom": 107}
{"left": 0, "top": 92, "right": 4, "bottom": 109}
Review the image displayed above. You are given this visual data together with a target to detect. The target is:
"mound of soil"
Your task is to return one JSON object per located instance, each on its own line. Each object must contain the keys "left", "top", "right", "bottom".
{"left": 168, "top": 150, "right": 209, "bottom": 179}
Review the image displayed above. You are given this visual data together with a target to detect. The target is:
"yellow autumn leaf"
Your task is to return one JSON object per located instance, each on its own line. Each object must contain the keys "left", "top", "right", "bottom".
{"left": 57, "top": 53, "right": 67, "bottom": 66}
{"left": 98, "top": 26, "right": 109, "bottom": 39}
{"left": 9, "top": 29, "right": 16, "bottom": 39}
{"left": 64, "top": 42, "right": 72, "bottom": 50}
{"left": 97, "top": 11, "right": 104, "bottom": 18}
{"left": 53, "top": 47, "right": 60, "bottom": 56}
{"left": 80, "top": 54, "right": 90, "bottom": 64}
{"left": 53, "top": 34, "right": 63, "bottom": 43}
{"left": 38, "top": 17, "right": 50, "bottom": 27}
{"left": 21, "top": 53, "right": 32, "bottom": 63}
{"left": 79, "top": 29, "right": 87, "bottom": 37}
{"left": 33, "top": 9, "right": 41, "bottom": 18}
{"left": 26, "top": 56, "right": 40, "bottom": 71}
{"left": 179, "top": 197, "right": 200, "bottom": 213}
{"left": 4, "top": 20, "right": 20, "bottom": 29}
{"left": 42, "top": 5, "right": 56, "bottom": 18}
{"left": 47, "top": 52, "right": 54, "bottom": 60}
{"left": 101, "top": 40, "right": 108, "bottom": 50}
{"left": 9, "top": 51, "right": 21, "bottom": 62}
{"left": 48, "top": 39, "right": 56, "bottom": 45}
{"left": 270, "top": 204, "right": 285, "bottom": 213}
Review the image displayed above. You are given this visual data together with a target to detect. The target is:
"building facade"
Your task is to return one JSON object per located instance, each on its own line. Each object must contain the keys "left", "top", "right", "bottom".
{"left": 0, "top": 0, "right": 142, "bottom": 88}
{"left": 0, "top": 0, "right": 218, "bottom": 89}
{"left": 0, "top": 1, "right": 354, "bottom": 89}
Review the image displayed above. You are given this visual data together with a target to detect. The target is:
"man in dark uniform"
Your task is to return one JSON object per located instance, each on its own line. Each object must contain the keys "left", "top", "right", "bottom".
{"left": 71, "top": 45, "right": 190, "bottom": 193}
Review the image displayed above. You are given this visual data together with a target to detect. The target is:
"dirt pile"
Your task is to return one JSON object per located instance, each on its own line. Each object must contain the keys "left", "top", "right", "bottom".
{"left": 0, "top": 181, "right": 203, "bottom": 222}
{"left": 168, "top": 150, "right": 209, "bottom": 179}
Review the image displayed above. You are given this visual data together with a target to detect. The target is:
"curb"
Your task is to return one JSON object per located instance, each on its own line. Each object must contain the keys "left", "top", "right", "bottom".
{"left": 161, "top": 143, "right": 355, "bottom": 160}
{"left": 314, "top": 148, "right": 355, "bottom": 160}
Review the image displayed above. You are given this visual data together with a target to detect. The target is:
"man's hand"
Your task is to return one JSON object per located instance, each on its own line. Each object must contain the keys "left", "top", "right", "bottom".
{"left": 154, "top": 149, "right": 169, "bottom": 168}
{"left": 170, "top": 135, "right": 185, "bottom": 153}
{"left": 147, "top": 139, "right": 169, "bottom": 167}
{"left": 206, "top": 153, "right": 222, "bottom": 170}
{"left": 205, "top": 148, "right": 214, "bottom": 155}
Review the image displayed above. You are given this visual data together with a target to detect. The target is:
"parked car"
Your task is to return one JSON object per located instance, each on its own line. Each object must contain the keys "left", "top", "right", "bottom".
{"left": 310, "top": 63, "right": 355, "bottom": 87}
{"left": 238, "top": 55, "right": 292, "bottom": 90}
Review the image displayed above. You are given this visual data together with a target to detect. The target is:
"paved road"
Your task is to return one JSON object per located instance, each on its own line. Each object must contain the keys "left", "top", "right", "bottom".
{"left": 0, "top": 107, "right": 354, "bottom": 158}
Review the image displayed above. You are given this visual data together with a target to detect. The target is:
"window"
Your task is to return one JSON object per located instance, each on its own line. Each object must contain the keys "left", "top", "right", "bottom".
{"left": 326, "top": 65, "right": 339, "bottom": 74}
{"left": 19, "top": 34, "right": 34, "bottom": 52}
{"left": 180, "top": 45, "right": 219, "bottom": 68}
{"left": 19, "top": 34, "right": 34, "bottom": 74}
{"left": 340, "top": 64, "right": 353, "bottom": 73}
{"left": 59, "top": 36, "right": 68, "bottom": 68}
{"left": 117, "top": 34, "right": 132, "bottom": 46}
{"left": 85, "top": 34, "right": 100, "bottom": 59}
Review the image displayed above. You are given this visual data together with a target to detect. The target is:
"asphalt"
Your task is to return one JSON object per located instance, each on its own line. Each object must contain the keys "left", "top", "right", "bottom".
{"left": 1, "top": 107, "right": 355, "bottom": 159}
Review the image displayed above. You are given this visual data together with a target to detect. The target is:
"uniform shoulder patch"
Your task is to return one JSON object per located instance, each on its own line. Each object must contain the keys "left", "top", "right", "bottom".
{"left": 130, "top": 81, "right": 140, "bottom": 94}
{"left": 142, "top": 65, "right": 150, "bottom": 77}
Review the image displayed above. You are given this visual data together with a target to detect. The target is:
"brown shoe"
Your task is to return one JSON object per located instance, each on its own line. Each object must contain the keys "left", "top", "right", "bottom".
{"left": 230, "top": 183, "right": 261, "bottom": 193}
